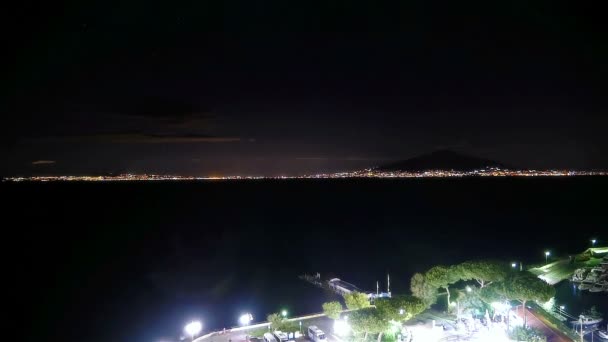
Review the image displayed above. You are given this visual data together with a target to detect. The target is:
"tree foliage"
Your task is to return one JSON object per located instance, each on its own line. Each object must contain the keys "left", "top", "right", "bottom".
{"left": 424, "top": 265, "right": 460, "bottom": 305}
{"left": 410, "top": 260, "right": 555, "bottom": 323}
{"left": 344, "top": 291, "right": 371, "bottom": 310}
{"left": 410, "top": 273, "right": 437, "bottom": 307}
{"left": 375, "top": 295, "right": 426, "bottom": 321}
{"left": 501, "top": 273, "right": 555, "bottom": 327}
{"left": 457, "top": 260, "right": 509, "bottom": 288}
{"left": 267, "top": 313, "right": 285, "bottom": 331}
{"left": 503, "top": 273, "right": 555, "bottom": 304}
{"left": 348, "top": 308, "right": 389, "bottom": 341}
{"left": 322, "top": 301, "right": 343, "bottom": 320}
{"left": 478, "top": 282, "right": 508, "bottom": 304}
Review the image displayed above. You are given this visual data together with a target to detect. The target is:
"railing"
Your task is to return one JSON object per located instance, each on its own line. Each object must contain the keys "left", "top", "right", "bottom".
{"left": 192, "top": 312, "right": 328, "bottom": 342}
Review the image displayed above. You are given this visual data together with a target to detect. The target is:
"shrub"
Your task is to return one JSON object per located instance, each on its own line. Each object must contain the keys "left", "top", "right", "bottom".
{"left": 509, "top": 326, "right": 547, "bottom": 342}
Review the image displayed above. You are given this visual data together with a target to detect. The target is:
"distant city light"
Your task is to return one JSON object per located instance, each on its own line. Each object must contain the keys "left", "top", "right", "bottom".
{"left": 4, "top": 168, "right": 607, "bottom": 183}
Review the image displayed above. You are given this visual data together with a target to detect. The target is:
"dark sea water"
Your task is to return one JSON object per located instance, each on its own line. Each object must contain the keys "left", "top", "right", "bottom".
{"left": 4, "top": 177, "right": 607, "bottom": 342}
{"left": 554, "top": 281, "right": 608, "bottom": 323}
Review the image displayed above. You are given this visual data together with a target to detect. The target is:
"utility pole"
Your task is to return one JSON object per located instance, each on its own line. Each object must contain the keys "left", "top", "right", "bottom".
{"left": 376, "top": 281, "right": 379, "bottom": 296}
{"left": 387, "top": 274, "right": 391, "bottom": 295}
{"left": 580, "top": 316, "right": 584, "bottom": 342}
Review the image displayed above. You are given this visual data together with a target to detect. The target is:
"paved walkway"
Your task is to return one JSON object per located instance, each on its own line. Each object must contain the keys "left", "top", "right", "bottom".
{"left": 513, "top": 306, "right": 573, "bottom": 342}
{"left": 197, "top": 316, "right": 337, "bottom": 342}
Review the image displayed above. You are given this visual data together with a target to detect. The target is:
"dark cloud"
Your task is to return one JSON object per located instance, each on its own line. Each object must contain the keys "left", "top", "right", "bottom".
{"left": 27, "top": 132, "right": 240, "bottom": 144}
{"left": 109, "top": 97, "right": 213, "bottom": 123}
{"left": 31, "top": 160, "right": 56, "bottom": 165}
{"left": 295, "top": 156, "right": 387, "bottom": 161}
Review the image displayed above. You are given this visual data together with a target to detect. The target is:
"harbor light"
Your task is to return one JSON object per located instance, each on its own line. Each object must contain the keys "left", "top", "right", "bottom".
{"left": 281, "top": 310, "right": 288, "bottom": 317}
{"left": 239, "top": 313, "right": 253, "bottom": 326}
{"left": 184, "top": 321, "right": 202, "bottom": 340}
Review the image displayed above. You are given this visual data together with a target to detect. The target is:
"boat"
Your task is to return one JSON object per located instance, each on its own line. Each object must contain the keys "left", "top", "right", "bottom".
{"left": 579, "top": 281, "right": 594, "bottom": 290}
{"left": 589, "top": 281, "right": 608, "bottom": 293}
{"left": 572, "top": 268, "right": 589, "bottom": 282}
{"left": 571, "top": 315, "right": 604, "bottom": 326}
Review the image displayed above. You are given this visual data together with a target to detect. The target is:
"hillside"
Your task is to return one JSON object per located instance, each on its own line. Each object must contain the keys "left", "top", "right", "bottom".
{"left": 377, "top": 150, "right": 508, "bottom": 172}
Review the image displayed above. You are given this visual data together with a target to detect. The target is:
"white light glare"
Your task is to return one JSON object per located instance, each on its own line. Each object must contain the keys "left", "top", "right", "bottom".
{"left": 239, "top": 313, "right": 253, "bottom": 326}
{"left": 334, "top": 319, "right": 351, "bottom": 336}
{"left": 185, "top": 321, "right": 202, "bottom": 337}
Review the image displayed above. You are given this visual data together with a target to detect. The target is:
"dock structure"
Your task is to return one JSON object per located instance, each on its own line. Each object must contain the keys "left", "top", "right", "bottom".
{"left": 300, "top": 273, "right": 392, "bottom": 300}
{"left": 328, "top": 278, "right": 364, "bottom": 296}
{"left": 328, "top": 277, "right": 391, "bottom": 300}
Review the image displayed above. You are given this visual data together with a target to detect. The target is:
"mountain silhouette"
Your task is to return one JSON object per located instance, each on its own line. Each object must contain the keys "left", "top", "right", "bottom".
{"left": 377, "top": 150, "right": 508, "bottom": 171}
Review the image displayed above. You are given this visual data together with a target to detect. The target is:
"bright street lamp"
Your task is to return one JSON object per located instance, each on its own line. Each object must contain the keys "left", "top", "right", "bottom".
{"left": 545, "top": 251, "right": 550, "bottom": 264}
{"left": 333, "top": 319, "right": 351, "bottom": 336}
{"left": 466, "top": 286, "right": 472, "bottom": 292}
{"left": 239, "top": 313, "right": 253, "bottom": 326}
{"left": 511, "top": 262, "right": 517, "bottom": 268}
{"left": 184, "top": 321, "right": 202, "bottom": 341}
{"left": 281, "top": 310, "right": 288, "bottom": 317}
{"left": 591, "top": 239, "right": 597, "bottom": 246}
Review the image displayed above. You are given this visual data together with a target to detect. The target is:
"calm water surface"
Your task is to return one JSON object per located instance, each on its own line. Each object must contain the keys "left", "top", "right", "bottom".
{"left": 4, "top": 177, "right": 607, "bottom": 341}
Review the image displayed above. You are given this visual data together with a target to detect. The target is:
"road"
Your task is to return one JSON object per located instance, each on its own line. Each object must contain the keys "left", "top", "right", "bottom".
{"left": 200, "top": 316, "right": 341, "bottom": 342}
{"left": 513, "top": 306, "right": 574, "bottom": 342}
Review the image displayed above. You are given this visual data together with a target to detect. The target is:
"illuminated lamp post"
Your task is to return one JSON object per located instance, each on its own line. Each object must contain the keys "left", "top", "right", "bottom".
{"left": 184, "top": 321, "right": 202, "bottom": 342}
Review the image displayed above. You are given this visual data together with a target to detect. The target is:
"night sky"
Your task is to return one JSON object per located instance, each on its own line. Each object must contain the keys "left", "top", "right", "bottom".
{"left": 4, "top": 1, "right": 608, "bottom": 176}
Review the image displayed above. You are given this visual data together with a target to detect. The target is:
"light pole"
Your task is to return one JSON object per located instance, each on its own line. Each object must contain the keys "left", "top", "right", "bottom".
{"left": 240, "top": 313, "right": 253, "bottom": 342}
{"left": 591, "top": 239, "right": 597, "bottom": 247}
{"left": 545, "top": 251, "right": 550, "bottom": 264}
{"left": 184, "top": 321, "right": 202, "bottom": 342}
